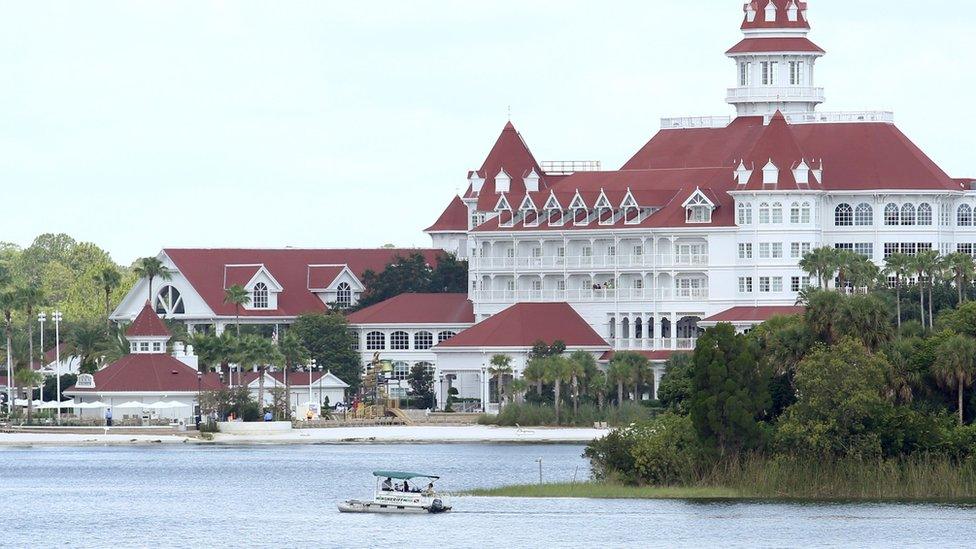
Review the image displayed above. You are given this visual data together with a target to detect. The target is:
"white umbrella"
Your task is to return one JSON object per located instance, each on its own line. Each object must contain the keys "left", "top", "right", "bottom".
{"left": 37, "top": 400, "right": 74, "bottom": 409}
{"left": 162, "top": 401, "right": 189, "bottom": 409}
{"left": 112, "top": 401, "right": 146, "bottom": 410}
{"left": 145, "top": 401, "right": 173, "bottom": 410}
{"left": 75, "top": 401, "right": 107, "bottom": 409}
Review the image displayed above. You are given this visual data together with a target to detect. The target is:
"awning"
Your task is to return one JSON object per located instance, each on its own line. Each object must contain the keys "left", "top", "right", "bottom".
{"left": 372, "top": 471, "right": 440, "bottom": 480}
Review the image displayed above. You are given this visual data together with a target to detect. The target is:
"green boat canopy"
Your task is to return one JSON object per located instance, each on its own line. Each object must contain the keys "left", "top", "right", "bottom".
{"left": 372, "top": 471, "right": 440, "bottom": 480}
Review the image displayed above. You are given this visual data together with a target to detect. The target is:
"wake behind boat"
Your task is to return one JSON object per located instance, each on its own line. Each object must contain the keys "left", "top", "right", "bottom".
{"left": 338, "top": 471, "right": 451, "bottom": 514}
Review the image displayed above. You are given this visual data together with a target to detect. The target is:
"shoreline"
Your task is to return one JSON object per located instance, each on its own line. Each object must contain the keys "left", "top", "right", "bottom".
{"left": 0, "top": 425, "right": 609, "bottom": 447}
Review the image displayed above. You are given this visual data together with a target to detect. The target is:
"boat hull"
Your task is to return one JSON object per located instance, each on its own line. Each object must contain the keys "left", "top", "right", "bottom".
{"left": 337, "top": 499, "right": 451, "bottom": 514}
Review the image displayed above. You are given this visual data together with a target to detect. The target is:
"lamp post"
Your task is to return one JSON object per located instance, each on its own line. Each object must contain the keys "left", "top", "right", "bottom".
{"left": 196, "top": 371, "right": 203, "bottom": 429}
{"left": 37, "top": 313, "right": 46, "bottom": 404}
{"left": 53, "top": 310, "right": 63, "bottom": 425}
{"left": 308, "top": 358, "right": 316, "bottom": 418}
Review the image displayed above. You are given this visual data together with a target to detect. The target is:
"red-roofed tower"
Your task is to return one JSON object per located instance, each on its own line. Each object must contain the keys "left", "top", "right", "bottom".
{"left": 125, "top": 301, "right": 172, "bottom": 353}
{"left": 726, "top": 1, "right": 825, "bottom": 117}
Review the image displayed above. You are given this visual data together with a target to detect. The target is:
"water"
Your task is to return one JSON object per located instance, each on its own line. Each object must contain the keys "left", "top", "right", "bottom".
{"left": 1, "top": 444, "right": 975, "bottom": 548}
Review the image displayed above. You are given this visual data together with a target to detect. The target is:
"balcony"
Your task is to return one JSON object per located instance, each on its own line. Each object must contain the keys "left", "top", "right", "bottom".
{"left": 471, "top": 253, "right": 709, "bottom": 271}
{"left": 660, "top": 116, "right": 732, "bottom": 130}
{"left": 612, "top": 338, "right": 697, "bottom": 351}
{"left": 726, "top": 86, "right": 825, "bottom": 104}
{"left": 473, "top": 287, "right": 709, "bottom": 304}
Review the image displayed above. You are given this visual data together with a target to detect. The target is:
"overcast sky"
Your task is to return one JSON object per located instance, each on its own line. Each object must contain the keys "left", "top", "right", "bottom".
{"left": 1, "top": 0, "right": 973, "bottom": 264}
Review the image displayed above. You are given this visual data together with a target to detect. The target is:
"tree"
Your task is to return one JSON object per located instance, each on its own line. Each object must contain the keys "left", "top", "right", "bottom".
{"left": 428, "top": 253, "right": 469, "bottom": 294}
{"left": 912, "top": 250, "right": 940, "bottom": 329}
{"left": 884, "top": 253, "right": 912, "bottom": 328}
{"left": 17, "top": 285, "right": 43, "bottom": 390}
{"left": 801, "top": 289, "right": 845, "bottom": 345}
{"left": 543, "top": 356, "right": 572, "bottom": 423}
{"left": 94, "top": 266, "right": 122, "bottom": 333}
{"left": 488, "top": 354, "right": 513, "bottom": 408}
{"left": 235, "top": 336, "right": 281, "bottom": 411}
{"left": 800, "top": 246, "right": 838, "bottom": 289}
{"left": 14, "top": 366, "right": 43, "bottom": 422}
{"left": 832, "top": 249, "right": 860, "bottom": 291}
{"left": 408, "top": 363, "right": 435, "bottom": 409}
{"left": 931, "top": 334, "right": 976, "bottom": 425}
{"left": 748, "top": 313, "right": 812, "bottom": 381}
{"left": 355, "top": 252, "right": 467, "bottom": 310}
{"left": 290, "top": 312, "right": 361, "bottom": 391}
{"left": 277, "top": 331, "right": 309, "bottom": 419}
{"left": 689, "top": 323, "right": 770, "bottom": 456}
{"left": 0, "top": 278, "right": 21, "bottom": 414}
{"left": 607, "top": 355, "right": 632, "bottom": 408}
{"left": 611, "top": 351, "right": 650, "bottom": 404}
{"left": 656, "top": 353, "right": 694, "bottom": 413}
{"left": 944, "top": 252, "right": 975, "bottom": 305}
{"left": 134, "top": 256, "right": 172, "bottom": 302}
{"left": 523, "top": 357, "right": 547, "bottom": 397}
{"left": 223, "top": 285, "right": 250, "bottom": 337}
{"left": 65, "top": 321, "right": 110, "bottom": 374}
{"left": 840, "top": 293, "right": 893, "bottom": 351}
{"left": 567, "top": 350, "right": 594, "bottom": 415}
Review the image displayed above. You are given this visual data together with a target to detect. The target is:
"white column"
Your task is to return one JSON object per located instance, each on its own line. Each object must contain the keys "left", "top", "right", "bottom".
{"left": 653, "top": 365, "right": 664, "bottom": 400}
{"left": 670, "top": 312, "right": 678, "bottom": 351}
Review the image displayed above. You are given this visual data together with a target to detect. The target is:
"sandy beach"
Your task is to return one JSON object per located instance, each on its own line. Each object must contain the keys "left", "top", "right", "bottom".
{"left": 0, "top": 425, "right": 610, "bottom": 446}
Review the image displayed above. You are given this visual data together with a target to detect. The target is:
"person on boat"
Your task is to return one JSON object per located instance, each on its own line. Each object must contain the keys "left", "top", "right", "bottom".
{"left": 382, "top": 477, "right": 393, "bottom": 491}
{"left": 403, "top": 480, "right": 410, "bottom": 492}
{"left": 423, "top": 482, "right": 434, "bottom": 496}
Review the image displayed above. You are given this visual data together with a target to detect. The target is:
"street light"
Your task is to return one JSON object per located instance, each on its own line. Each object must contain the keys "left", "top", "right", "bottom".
{"left": 37, "top": 312, "right": 46, "bottom": 405}
{"left": 196, "top": 371, "right": 203, "bottom": 429}
{"left": 53, "top": 310, "right": 63, "bottom": 425}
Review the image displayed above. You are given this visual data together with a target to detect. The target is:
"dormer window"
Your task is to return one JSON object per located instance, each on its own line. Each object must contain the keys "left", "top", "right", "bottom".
{"left": 252, "top": 283, "right": 269, "bottom": 309}
{"left": 621, "top": 190, "right": 640, "bottom": 225}
{"left": 764, "top": 0, "right": 777, "bottom": 22}
{"left": 762, "top": 160, "right": 779, "bottom": 186}
{"left": 336, "top": 282, "right": 352, "bottom": 308}
{"left": 495, "top": 195, "right": 513, "bottom": 228}
{"left": 569, "top": 193, "right": 588, "bottom": 226}
{"left": 495, "top": 169, "right": 511, "bottom": 194}
{"left": 683, "top": 189, "right": 715, "bottom": 224}
{"left": 520, "top": 196, "right": 539, "bottom": 227}
{"left": 786, "top": 0, "right": 799, "bottom": 21}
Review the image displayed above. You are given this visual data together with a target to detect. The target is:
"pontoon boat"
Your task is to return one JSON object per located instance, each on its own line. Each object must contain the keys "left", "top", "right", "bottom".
{"left": 337, "top": 471, "right": 451, "bottom": 514}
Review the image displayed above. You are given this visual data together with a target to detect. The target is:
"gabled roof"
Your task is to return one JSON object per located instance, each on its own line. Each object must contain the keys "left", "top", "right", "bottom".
{"left": 224, "top": 265, "right": 262, "bottom": 288}
{"left": 738, "top": 111, "right": 821, "bottom": 190}
{"left": 163, "top": 248, "right": 443, "bottom": 317}
{"left": 425, "top": 196, "right": 468, "bottom": 233}
{"left": 125, "top": 302, "right": 171, "bottom": 338}
{"left": 464, "top": 122, "right": 547, "bottom": 211}
{"left": 242, "top": 370, "right": 349, "bottom": 388}
{"left": 436, "top": 303, "right": 608, "bottom": 349}
{"left": 66, "top": 354, "right": 223, "bottom": 393}
{"left": 306, "top": 265, "right": 349, "bottom": 291}
{"left": 701, "top": 306, "right": 805, "bottom": 323}
{"left": 346, "top": 293, "right": 474, "bottom": 325}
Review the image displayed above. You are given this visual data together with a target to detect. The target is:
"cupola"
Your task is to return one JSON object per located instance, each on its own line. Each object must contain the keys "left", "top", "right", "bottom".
{"left": 125, "top": 301, "right": 171, "bottom": 354}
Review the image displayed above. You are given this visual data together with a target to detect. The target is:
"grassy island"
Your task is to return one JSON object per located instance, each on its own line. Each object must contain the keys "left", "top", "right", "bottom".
{"left": 468, "top": 482, "right": 746, "bottom": 500}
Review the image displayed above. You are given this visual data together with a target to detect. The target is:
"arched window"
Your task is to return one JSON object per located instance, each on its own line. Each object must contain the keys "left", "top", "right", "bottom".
{"left": 790, "top": 202, "right": 801, "bottom": 224}
{"left": 621, "top": 317, "right": 630, "bottom": 340}
{"left": 154, "top": 285, "right": 185, "bottom": 316}
{"left": 854, "top": 203, "right": 873, "bottom": 226}
{"left": 366, "top": 331, "right": 385, "bottom": 351}
{"left": 635, "top": 317, "right": 643, "bottom": 339}
{"left": 834, "top": 203, "right": 853, "bottom": 226}
{"left": 900, "top": 204, "right": 916, "bottom": 226}
{"left": 958, "top": 204, "right": 973, "bottom": 227}
{"left": 801, "top": 202, "right": 812, "bottom": 223}
{"left": 736, "top": 203, "right": 752, "bottom": 225}
{"left": 415, "top": 331, "right": 434, "bottom": 350}
{"left": 437, "top": 331, "right": 457, "bottom": 343}
{"left": 252, "top": 282, "right": 269, "bottom": 309}
{"left": 392, "top": 361, "right": 410, "bottom": 380}
{"left": 917, "top": 203, "right": 933, "bottom": 226}
{"left": 759, "top": 202, "right": 771, "bottom": 224}
{"left": 608, "top": 317, "right": 616, "bottom": 340}
{"left": 336, "top": 282, "right": 352, "bottom": 308}
{"left": 771, "top": 202, "right": 783, "bottom": 224}
{"left": 884, "top": 203, "right": 900, "bottom": 226}
{"left": 391, "top": 331, "right": 410, "bottom": 350}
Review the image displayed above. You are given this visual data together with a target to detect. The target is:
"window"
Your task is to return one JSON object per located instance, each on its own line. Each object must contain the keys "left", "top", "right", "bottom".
{"left": 901, "top": 204, "right": 916, "bottom": 226}
{"left": 506, "top": 248, "right": 515, "bottom": 258}
{"left": 772, "top": 277, "right": 783, "bottom": 292}
{"left": 771, "top": 202, "right": 783, "bottom": 224}
{"left": 633, "top": 245, "right": 643, "bottom": 256}
{"left": 556, "top": 279, "right": 566, "bottom": 291}
{"left": 959, "top": 243, "right": 975, "bottom": 257}
{"left": 140, "top": 342, "right": 150, "bottom": 352}
{"left": 366, "top": 332, "right": 385, "bottom": 351}
{"left": 739, "top": 62, "right": 751, "bottom": 86}
{"left": 632, "top": 279, "right": 644, "bottom": 290}
{"left": 152, "top": 342, "right": 162, "bottom": 353}
{"left": 790, "top": 203, "right": 801, "bottom": 224}
{"left": 958, "top": 204, "right": 973, "bottom": 227}
{"left": 854, "top": 243, "right": 874, "bottom": 258}
{"left": 791, "top": 276, "right": 811, "bottom": 292}
{"left": 918, "top": 203, "right": 933, "bottom": 226}
{"left": 885, "top": 203, "right": 900, "bottom": 226}
{"left": 607, "top": 245, "right": 616, "bottom": 257}
{"left": 531, "top": 280, "right": 542, "bottom": 292}
{"left": 415, "top": 331, "right": 434, "bottom": 350}
{"left": 761, "top": 61, "right": 777, "bottom": 85}
{"left": 154, "top": 285, "right": 185, "bottom": 316}
{"left": 900, "top": 243, "right": 917, "bottom": 256}
{"left": 884, "top": 243, "right": 899, "bottom": 259}
{"left": 532, "top": 247, "right": 542, "bottom": 258}
{"left": 738, "top": 243, "right": 753, "bottom": 259}
{"left": 759, "top": 277, "right": 771, "bottom": 293}
{"left": 737, "top": 202, "right": 753, "bottom": 225}
{"left": 771, "top": 243, "right": 783, "bottom": 258}
{"left": 789, "top": 61, "right": 804, "bottom": 85}
{"left": 557, "top": 247, "right": 566, "bottom": 258}
{"left": 336, "top": 282, "right": 352, "bottom": 308}
{"left": 941, "top": 204, "right": 951, "bottom": 226}
{"left": 801, "top": 202, "right": 812, "bottom": 223}
{"left": 738, "top": 277, "right": 753, "bottom": 293}
{"left": 252, "top": 283, "right": 269, "bottom": 309}
{"left": 392, "top": 361, "right": 410, "bottom": 381}
{"left": 835, "top": 243, "right": 854, "bottom": 251}
{"left": 685, "top": 194, "right": 712, "bottom": 223}
{"left": 854, "top": 203, "right": 873, "bottom": 226}
{"left": 759, "top": 243, "right": 771, "bottom": 258}
{"left": 437, "top": 331, "right": 457, "bottom": 343}
{"left": 506, "top": 280, "right": 515, "bottom": 291}
{"left": 759, "top": 203, "right": 771, "bottom": 224}
{"left": 791, "top": 242, "right": 811, "bottom": 258}
{"left": 835, "top": 204, "right": 853, "bottom": 226}
{"left": 582, "top": 246, "right": 592, "bottom": 257}
{"left": 390, "top": 331, "right": 409, "bottom": 350}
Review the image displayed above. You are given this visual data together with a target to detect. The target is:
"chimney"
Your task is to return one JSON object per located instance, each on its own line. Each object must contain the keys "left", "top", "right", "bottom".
{"left": 173, "top": 341, "right": 199, "bottom": 371}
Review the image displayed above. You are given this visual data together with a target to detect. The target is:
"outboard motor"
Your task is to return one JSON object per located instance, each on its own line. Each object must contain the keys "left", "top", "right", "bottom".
{"left": 429, "top": 499, "right": 446, "bottom": 513}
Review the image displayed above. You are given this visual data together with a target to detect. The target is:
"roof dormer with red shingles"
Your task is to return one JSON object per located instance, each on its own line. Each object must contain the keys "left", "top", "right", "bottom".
{"left": 735, "top": 111, "right": 822, "bottom": 190}
{"left": 425, "top": 195, "right": 469, "bottom": 233}
{"left": 742, "top": 0, "right": 810, "bottom": 30}
{"left": 125, "top": 302, "right": 171, "bottom": 339}
{"left": 464, "top": 121, "right": 547, "bottom": 212}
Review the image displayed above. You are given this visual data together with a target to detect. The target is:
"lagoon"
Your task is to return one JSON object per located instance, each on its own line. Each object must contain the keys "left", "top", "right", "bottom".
{"left": 1, "top": 443, "right": 974, "bottom": 548}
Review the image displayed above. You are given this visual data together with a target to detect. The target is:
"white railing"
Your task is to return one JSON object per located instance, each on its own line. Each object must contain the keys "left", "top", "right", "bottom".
{"left": 473, "top": 288, "right": 709, "bottom": 303}
{"left": 660, "top": 116, "right": 732, "bottom": 129}
{"left": 471, "top": 253, "right": 709, "bottom": 271}
{"left": 612, "top": 338, "right": 697, "bottom": 351}
{"left": 779, "top": 110, "right": 895, "bottom": 125}
{"left": 541, "top": 160, "right": 602, "bottom": 175}
{"left": 726, "top": 86, "right": 825, "bottom": 103}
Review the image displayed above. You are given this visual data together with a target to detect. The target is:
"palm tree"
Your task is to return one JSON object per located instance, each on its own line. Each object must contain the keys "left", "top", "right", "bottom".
{"left": 543, "top": 356, "right": 572, "bottom": 423}
{"left": 607, "top": 355, "right": 631, "bottom": 408}
{"left": 932, "top": 334, "right": 976, "bottom": 424}
{"left": 66, "top": 321, "right": 111, "bottom": 374}
{"left": 589, "top": 370, "right": 608, "bottom": 410}
{"left": 94, "top": 266, "right": 122, "bottom": 333}
{"left": 134, "top": 257, "right": 172, "bottom": 302}
{"left": 800, "top": 247, "right": 838, "bottom": 289}
{"left": 508, "top": 378, "right": 528, "bottom": 405}
{"left": 277, "top": 331, "right": 308, "bottom": 419}
{"left": 237, "top": 335, "right": 280, "bottom": 409}
{"left": 17, "top": 286, "right": 43, "bottom": 381}
{"left": 523, "top": 357, "right": 546, "bottom": 396}
{"left": 224, "top": 285, "right": 250, "bottom": 336}
{"left": 945, "top": 252, "right": 976, "bottom": 305}
{"left": 801, "top": 289, "right": 845, "bottom": 345}
{"left": 488, "top": 354, "right": 513, "bottom": 409}
{"left": 567, "top": 350, "right": 593, "bottom": 415}
{"left": 884, "top": 253, "right": 912, "bottom": 329}
{"left": 0, "top": 283, "right": 21, "bottom": 413}
{"left": 914, "top": 250, "right": 940, "bottom": 329}
{"left": 14, "top": 366, "right": 43, "bottom": 423}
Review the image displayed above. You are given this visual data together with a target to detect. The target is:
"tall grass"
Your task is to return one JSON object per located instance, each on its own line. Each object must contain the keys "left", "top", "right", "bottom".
{"left": 477, "top": 402, "right": 660, "bottom": 428}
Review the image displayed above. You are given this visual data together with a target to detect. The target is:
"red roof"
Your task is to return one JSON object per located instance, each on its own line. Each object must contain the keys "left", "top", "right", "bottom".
{"left": 599, "top": 350, "right": 685, "bottom": 362}
{"left": 437, "top": 303, "right": 607, "bottom": 349}
{"left": 726, "top": 37, "right": 823, "bottom": 55}
{"left": 738, "top": 111, "right": 822, "bottom": 190}
{"left": 67, "top": 354, "right": 223, "bottom": 393}
{"left": 224, "top": 265, "right": 262, "bottom": 288}
{"left": 702, "top": 306, "right": 805, "bottom": 323}
{"left": 425, "top": 196, "right": 468, "bottom": 233}
{"left": 125, "top": 302, "right": 171, "bottom": 338}
{"left": 623, "top": 116, "right": 957, "bottom": 192}
{"left": 464, "top": 122, "right": 547, "bottom": 212}
{"left": 307, "top": 265, "right": 345, "bottom": 291}
{"left": 346, "top": 293, "right": 474, "bottom": 325}
{"left": 241, "top": 371, "right": 348, "bottom": 388}
{"left": 164, "top": 248, "right": 443, "bottom": 317}
{"left": 741, "top": 0, "right": 810, "bottom": 30}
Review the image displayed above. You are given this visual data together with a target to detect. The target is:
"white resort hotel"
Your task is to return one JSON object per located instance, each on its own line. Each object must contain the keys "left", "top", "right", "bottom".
{"left": 107, "top": 0, "right": 973, "bottom": 413}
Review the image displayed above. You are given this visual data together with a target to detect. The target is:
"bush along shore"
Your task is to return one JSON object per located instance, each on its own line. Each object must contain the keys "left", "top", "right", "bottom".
{"left": 480, "top": 285, "right": 976, "bottom": 501}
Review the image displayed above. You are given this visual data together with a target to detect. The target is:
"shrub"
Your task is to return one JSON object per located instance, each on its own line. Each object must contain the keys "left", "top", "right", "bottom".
{"left": 631, "top": 414, "right": 705, "bottom": 485}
